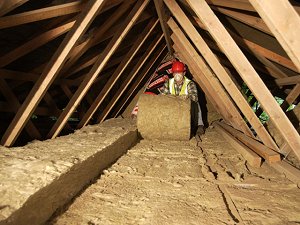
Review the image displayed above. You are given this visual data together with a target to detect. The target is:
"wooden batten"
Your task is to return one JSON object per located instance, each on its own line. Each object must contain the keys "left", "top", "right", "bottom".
{"left": 0, "top": 0, "right": 29, "bottom": 17}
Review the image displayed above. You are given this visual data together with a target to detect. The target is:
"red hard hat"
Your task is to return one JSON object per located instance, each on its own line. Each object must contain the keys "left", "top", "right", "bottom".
{"left": 172, "top": 61, "right": 185, "bottom": 73}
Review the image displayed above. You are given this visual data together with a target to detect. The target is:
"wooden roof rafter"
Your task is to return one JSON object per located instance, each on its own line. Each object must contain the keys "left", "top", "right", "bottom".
{"left": 186, "top": 0, "right": 300, "bottom": 159}
{"left": 77, "top": 18, "right": 160, "bottom": 128}
{"left": 1, "top": 0, "right": 107, "bottom": 147}
{"left": 46, "top": 0, "right": 151, "bottom": 139}
{"left": 164, "top": 0, "right": 279, "bottom": 150}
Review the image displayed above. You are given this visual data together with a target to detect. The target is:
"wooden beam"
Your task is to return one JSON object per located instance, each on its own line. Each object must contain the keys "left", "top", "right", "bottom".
{"left": 47, "top": 0, "right": 150, "bottom": 139}
{"left": 96, "top": 35, "right": 164, "bottom": 123}
{"left": 206, "top": 0, "right": 255, "bottom": 12}
{"left": 77, "top": 19, "right": 159, "bottom": 128}
{"left": 249, "top": 0, "right": 300, "bottom": 73}
{"left": 61, "top": 1, "right": 133, "bottom": 75}
{"left": 0, "top": 78, "right": 42, "bottom": 140}
{"left": 153, "top": 0, "right": 173, "bottom": 54}
{"left": 215, "top": 123, "right": 262, "bottom": 167}
{"left": 276, "top": 75, "right": 300, "bottom": 86}
{"left": 212, "top": 6, "right": 272, "bottom": 36}
{"left": 1, "top": 0, "right": 106, "bottom": 147}
{"left": 187, "top": 0, "right": 300, "bottom": 160}
{"left": 286, "top": 83, "right": 300, "bottom": 105}
{"left": 112, "top": 47, "right": 167, "bottom": 117}
{"left": 0, "top": 20, "right": 75, "bottom": 67}
{"left": 0, "top": 1, "right": 83, "bottom": 29}
{"left": 164, "top": 0, "right": 278, "bottom": 149}
{"left": 217, "top": 121, "right": 281, "bottom": 163}
{"left": 0, "top": 0, "right": 29, "bottom": 17}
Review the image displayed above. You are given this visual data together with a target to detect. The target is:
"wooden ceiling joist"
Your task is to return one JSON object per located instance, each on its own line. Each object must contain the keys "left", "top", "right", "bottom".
{"left": 164, "top": 0, "right": 279, "bottom": 150}
{"left": 1, "top": 0, "right": 106, "bottom": 147}
{"left": 96, "top": 34, "right": 165, "bottom": 123}
{"left": 46, "top": 0, "right": 150, "bottom": 139}
{"left": 77, "top": 18, "right": 159, "bottom": 128}
{"left": 249, "top": 0, "right": 300, "bottom": 73}
{"left": 276, "top": 76, "right": 300, "bottom": 86}
{"left": 187, "top": 0, "right": 300, "bottom": 159}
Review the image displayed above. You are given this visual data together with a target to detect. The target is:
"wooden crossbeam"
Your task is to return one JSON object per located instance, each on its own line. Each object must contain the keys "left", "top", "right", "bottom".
{"left": 77, "top": 19, "right": 159, "bottom": 128}
{"left": 165, "top": 0, "right": 278, "bottom": 149}
{"left": 187, "top": 0, "right": 300, "bottom": 160}
{"left": 47, "top": 0, "right": 150, "bottom": 139}
{"left": 96, "top": 34, "right": 164, "bottom": 123}
{"left": 0, "top": 0, "right": 29, "bottom": 17}
{"left": 112, "top": 47, "right": 167, "bottom": 118}
{"left": 276, "top": 76, "right": 300, "bottom": 86}
{"left": 206, "top": 0, "right": 255, "bottom": 12}
{"left": 0, "top": 20, "right": 75, "bottom": 67}
{"left": 154, "top": 0, "right": 173, "bottom": 54}
{"left": 249, "top": 0, "right": 300, "bottom": 73}
{"left": 1, "top": 0, "right": 106, "bottom": 147}
{"left": 0, "top": 78, "right": 42, "bottom": 140}
{"left": 0, "top": 1, "right": 83, "bottom": 29}
{"left": 286, "top": 84, "right": 300, "bottom": 105}
{"left": 214, "top": 122, "right": 262, "bottom": 167}
{"left": 217, "top": 121, "right": 281, "bottom": 163}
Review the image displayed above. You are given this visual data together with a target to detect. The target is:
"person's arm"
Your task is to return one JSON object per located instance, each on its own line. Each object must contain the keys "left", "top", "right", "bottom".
{"left": 187, "top": 81, "right": 198, "bottom": 102}
{"left": 161, "top": 80, "right": 170, "bottom": 95}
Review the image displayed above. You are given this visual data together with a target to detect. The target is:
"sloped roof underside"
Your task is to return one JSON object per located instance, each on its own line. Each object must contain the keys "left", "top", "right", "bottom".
{"left": 0, "top": 0, "right": 299, "bottom": 162}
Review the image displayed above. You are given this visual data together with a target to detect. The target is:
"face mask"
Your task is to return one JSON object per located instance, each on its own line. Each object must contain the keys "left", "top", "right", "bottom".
{"left": 174, "top": 73, "right": 183, "bottom": 82}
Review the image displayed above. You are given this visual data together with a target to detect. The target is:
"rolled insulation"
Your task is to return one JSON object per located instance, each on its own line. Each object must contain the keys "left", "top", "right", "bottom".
{"left": 137, "top": 94, "right": 191, "bottom": 140}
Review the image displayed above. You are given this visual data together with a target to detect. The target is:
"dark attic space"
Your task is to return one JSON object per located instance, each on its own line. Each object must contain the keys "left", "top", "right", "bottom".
{"left": 0, "top": 0, "right": 300, "bottom": 224}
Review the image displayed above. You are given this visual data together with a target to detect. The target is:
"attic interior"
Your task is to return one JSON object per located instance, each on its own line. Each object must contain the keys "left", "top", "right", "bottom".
{"left": 0, "top": 0, "right": 300, "bottom": 224}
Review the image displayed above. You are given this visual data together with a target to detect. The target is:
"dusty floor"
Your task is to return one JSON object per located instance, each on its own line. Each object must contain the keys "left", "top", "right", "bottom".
{"left": 50, "top": 126, "right": 300, "bottom": 225}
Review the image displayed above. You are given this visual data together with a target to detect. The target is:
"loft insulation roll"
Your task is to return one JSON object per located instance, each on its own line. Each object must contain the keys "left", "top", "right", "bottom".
{"left": 137, "top": 94, "right": 191, "bottom": 140}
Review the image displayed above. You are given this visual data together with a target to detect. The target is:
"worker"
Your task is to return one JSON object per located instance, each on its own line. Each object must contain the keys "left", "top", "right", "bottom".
{"left": 162, "top": 60, "right": 205, "bottom": 135}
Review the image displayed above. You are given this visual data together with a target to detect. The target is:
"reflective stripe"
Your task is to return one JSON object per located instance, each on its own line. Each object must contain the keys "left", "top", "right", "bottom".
{"left": 169, "top": 77, "right": 191, "bottom": 95}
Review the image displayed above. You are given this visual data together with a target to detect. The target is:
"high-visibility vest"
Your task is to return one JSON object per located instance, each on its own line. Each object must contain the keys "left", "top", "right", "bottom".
{"left": 169, "top": 77, "right": 191, "bottom": 95}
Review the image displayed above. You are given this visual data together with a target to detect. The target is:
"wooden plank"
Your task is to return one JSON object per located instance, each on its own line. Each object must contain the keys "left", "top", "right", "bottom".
{"left": 187, "top": 0, "right": 300, "bottom": 160}
{"left": 47, "top": 0, "right": 150, "bottom": 139}
{"left": 276, "top": 76, "right": 300, "bottom": 86}
{"left": 286, "top": 83, "right": 300, "bottom": 105}
{"left": 215, "top": 123, "right": 262, "bottom": 168}
{"left": 0, "top": 1, "right": 83, "bottom": 29}
{"left": 0, "top": 0, "right": 29, "bottom": 17}
{"left": 271, "top": 161, "right": 300, "bottom": 186}
{"left": 96, "top": 34, "right": 164, "bottom": 123}
{"left": 217, "top": 122, "right": 281, "bottom": 163}
{"left": 212, "top": 6, "right": 272, "bottom": 36}
{"left": 249, "top": 0, "right": 300, "bottom": 73}
{"left": 206, "top": 0, "right": 255, "bottom": 12}
{"left": 154, "top": 0, "right": 173, "bottom": 54}
{"left": 1, "top": 0, "right": 106, "bottom": 147}
{"left": 0, "top": 78, "right": 42, "bottom": 140}
{"left": 61, "top": 1, "right": 133, "bottom": 75}
{"left": 77, "top": 19, "right": 159, "bottom": 128}
{"left": 112, "top": 47, "right": 167, "bottom": 117}
{"left": 164, "top": 0, "right": 278, "bottom": 149}
{"left": 0, "top": 21, "right": 75, "bottom": 67}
